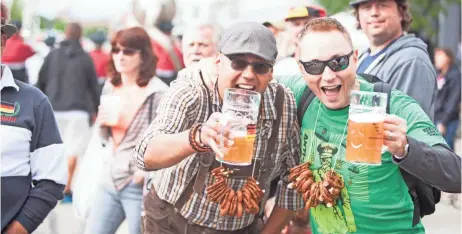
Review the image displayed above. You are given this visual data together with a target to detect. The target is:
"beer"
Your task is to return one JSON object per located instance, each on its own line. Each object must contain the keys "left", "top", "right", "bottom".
{"left": 219, "top": 88, "right": 261, "bottom": 166}
{"left": 345, "top": 113, "right": 384, "bottom": 165}
{"left": 222, "top": 133, "right": 256, "bottom": 165}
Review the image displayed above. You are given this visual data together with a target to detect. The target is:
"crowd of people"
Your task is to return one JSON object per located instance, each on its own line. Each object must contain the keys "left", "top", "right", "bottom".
{"left": 1, "top": 0, "right": 461, "bottom": 234}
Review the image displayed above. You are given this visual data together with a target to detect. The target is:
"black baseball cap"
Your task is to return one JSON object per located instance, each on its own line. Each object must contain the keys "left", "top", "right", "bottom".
{"left": 1, "top": 23, "right": 17, "bottom": 39}
{"left": 350, "top": 0, "right": 375, "bottom": 7}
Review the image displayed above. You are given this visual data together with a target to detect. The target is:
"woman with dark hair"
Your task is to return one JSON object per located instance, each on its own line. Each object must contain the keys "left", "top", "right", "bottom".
{"left": 84, "top": 27, "right": 168, "bottom": 234}
{"left": 434, "top": 48, "right": 461, "bottom": 150}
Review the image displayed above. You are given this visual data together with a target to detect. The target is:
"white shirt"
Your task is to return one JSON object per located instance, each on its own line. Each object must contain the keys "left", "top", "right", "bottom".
{"left": 0, "top": 65, "right": 20, "bottom": 91}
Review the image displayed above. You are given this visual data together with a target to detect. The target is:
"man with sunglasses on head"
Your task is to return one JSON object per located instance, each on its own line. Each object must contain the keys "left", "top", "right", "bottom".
{"left": 279, "top": 17, "right": 460, "bottom": 234}
{"left": 134, "top": 22, "right": 304, "bottom": 234}
{"left": 1, "top": 3, "right": 67, "bottom": 234}
{"left": 37, "top": 22, "right": 100, "bottom": 203}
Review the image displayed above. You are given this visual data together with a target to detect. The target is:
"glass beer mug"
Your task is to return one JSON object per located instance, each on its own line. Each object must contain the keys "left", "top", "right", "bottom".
{"left": 345, "top": 91, "right": 387, "bottom": 165}
{"left": 218, "top": 88, "right": 261, "bottom": 166}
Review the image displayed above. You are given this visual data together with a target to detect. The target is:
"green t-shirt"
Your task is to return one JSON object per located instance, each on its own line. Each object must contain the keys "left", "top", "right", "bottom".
{"left": 279, "top": 75, "right": 447, "bottom": 234}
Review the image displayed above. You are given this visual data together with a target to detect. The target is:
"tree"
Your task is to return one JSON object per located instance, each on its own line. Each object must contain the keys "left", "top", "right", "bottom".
{"left": 9, "top": 0, "right": 22, "bottom": 22}
{"left": 317, "top": 0, "right": 461, "bottom": 38}
{"left": 39, "top": 17, "right": 67, "bottom": 31}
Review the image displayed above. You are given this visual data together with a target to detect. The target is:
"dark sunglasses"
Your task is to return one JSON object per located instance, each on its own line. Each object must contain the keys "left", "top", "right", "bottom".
{"left": 111, "top": 47, "right": 140, "bottom": 56}
{"left": 299, "top": 51, "right": 354, "bottom": 75}
{"left": 225, "top": 55, "right": 273, "bottom": 75}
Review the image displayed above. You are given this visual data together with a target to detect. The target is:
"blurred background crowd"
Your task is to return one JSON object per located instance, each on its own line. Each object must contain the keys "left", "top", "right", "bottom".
{"left": 2, "top": 0, "right": 461, "bottom": 87}
{"left": 1, "top": 0, "right": 461, "bottom": 233}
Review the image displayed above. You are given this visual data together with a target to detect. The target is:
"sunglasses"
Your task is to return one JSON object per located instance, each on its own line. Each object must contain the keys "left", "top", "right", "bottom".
{"left": 111, "top": 47, "right": 140, "bottom": 56}
{"left": 225, "top": 55, "right": 273, "bottom": 75}
{"left": 299, "top": 51, "right": 354, "bottom": 75}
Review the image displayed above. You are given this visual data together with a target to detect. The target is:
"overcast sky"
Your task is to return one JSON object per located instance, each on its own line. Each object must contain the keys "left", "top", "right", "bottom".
{"left": 5, "top": 0, "right": 131, "bottom": 22}
{"left": 7, "top": 0, "right": 314, "bottom": 23}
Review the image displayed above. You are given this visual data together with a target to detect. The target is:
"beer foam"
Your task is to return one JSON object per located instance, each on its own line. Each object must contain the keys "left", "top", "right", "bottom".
{"left": 232, "top": 131, "right": 247, "bottom": 137}
{"left": 223, "top": 105, "right": 260, "bottom": 113}
{"left": 349, "top": 113, "right": 384, "bottom": 123}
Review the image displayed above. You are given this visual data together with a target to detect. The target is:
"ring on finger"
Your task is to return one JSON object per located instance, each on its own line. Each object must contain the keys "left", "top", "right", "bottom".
{"left": 387, "top": 132, "right": 393, "bottom": 140}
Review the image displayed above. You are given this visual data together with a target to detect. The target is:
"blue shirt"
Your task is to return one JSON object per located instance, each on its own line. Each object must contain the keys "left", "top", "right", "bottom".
{"left": 357, "top": 48, "right": 388, "bottom": 74}
{"left": 357, "top": 35, "right": 404, "bottom": 74}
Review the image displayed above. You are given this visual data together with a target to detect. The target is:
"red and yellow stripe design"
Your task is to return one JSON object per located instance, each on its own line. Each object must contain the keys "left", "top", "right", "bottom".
{"left": 1, "top": 102, "right": 15, "bottom": 114}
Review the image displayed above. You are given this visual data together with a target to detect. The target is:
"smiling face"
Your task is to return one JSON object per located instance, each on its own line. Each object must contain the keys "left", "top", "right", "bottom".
{"left": 357, "top": 0, "right": 403, "bottom": 46}
{"left": 216, "top": 53, "right": 273, "bottom": 99}
{"left": 298, "top": 30, "right": 358, "bottom": 110}
{"left": 182, "top": 26, "right": 218, "bottom": 67}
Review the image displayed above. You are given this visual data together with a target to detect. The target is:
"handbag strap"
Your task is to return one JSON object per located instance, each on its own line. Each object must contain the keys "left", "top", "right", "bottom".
{"left": 148, "top": 94, "right": 154, "bottom": 123}
{"left": 174, "top": 70, "right": 213, "bottom": 211}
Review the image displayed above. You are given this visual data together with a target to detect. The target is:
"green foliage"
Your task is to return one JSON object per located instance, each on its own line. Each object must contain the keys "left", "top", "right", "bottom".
{"left": 317, "top": 0, "right": 351, "bottom": 15}
{"left": 40, "top": 17, "right": 66, "bottom": 31}
{"left": 9, "top": 0, "right": 22, "bottom": 21}
{"left": 39, "top": 17, "right": 108, "bottom": 38}
{"left": 84, "top": 27, "right": 109, "bottom": 37}
{"left": 409, "top": 0, "right": 461, "bottom": 37}
{"left": 317, "top": 0, "right": 462, "bottom": 37}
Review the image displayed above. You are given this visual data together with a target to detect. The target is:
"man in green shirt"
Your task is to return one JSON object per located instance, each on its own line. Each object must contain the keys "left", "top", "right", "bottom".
{"left": 278, "top": 17, "right": 461, "bottom": 234}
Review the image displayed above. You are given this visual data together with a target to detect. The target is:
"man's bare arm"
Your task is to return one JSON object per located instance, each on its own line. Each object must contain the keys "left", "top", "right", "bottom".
{"left": 144, "top": 131, "right": 196, "bottom": 170}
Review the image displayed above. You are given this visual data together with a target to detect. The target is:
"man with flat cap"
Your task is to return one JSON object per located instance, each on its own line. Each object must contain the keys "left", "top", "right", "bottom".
{"left": 134, "top": 21, "right": 304, "bottom": 233}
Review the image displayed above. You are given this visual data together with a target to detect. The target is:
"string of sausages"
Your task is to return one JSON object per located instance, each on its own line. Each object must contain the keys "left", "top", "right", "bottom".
{"left": 287, "top": 162, "right": 344, "bottom": 210}
{"left": 206, "top": 166, "right": 264, "bottom": 217}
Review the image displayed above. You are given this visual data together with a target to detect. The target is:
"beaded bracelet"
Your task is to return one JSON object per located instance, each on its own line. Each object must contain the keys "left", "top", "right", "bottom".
{"left": 188, "top": 123, "right": 202, "bottom": 152}
{"left": 196, "top": 124, "right": 211, "bottom": 151}
{"left": 198, "top": 124, "right": 205, "bottom": 145}
{"left": 189, "top": 123, "right": 211, "bottom": 152}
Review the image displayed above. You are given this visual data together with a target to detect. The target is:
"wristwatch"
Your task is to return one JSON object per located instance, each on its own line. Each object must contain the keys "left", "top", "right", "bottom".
{"left": 394, "top": 143, "right": 410, "bottom": 160}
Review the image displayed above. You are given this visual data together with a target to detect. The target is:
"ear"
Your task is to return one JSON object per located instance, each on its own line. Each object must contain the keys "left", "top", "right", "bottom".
{"left": 294, "top": 44, "right": 300, "bottom": 59}
{"left": 215, "top": 53, "right": 221, "bottom": 65}
{"left": 297, "top": 60, "right": 305, "bottom": 74}
{"left": 214, "top": 53, "right": 221, "bottom": 72}
{"left": 352, "top": 49, "right": 359, "bottom": 63}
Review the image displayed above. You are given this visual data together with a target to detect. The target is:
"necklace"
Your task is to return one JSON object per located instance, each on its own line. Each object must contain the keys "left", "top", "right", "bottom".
{"left": 206, "top": 167, "right": 263, "bottom": 217}
{"left": 206, "top": 82, "right": 264, "bottom": 217}
{"left": 288, "top": 82, "right": 358, "bottom": 209}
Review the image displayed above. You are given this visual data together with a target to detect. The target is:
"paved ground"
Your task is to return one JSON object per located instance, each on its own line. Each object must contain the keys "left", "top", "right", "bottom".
{"left": 34, "top": 196, "right": 461, "bottom": 234}
{"left": 34, "top": 139, "right": 462, "bottom": 234}
{"left": 34, "top": 204, "right": 129, "bottom": 234}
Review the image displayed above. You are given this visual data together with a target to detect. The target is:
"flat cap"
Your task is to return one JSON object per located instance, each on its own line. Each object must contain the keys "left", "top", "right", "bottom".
{"left": 219, "top": 21, "right": 277, "bottom": 62}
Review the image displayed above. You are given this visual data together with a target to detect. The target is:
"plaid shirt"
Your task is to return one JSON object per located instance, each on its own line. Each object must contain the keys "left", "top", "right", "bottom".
{"left": 134, "top": 74, "right": 304, "bottom": 231}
